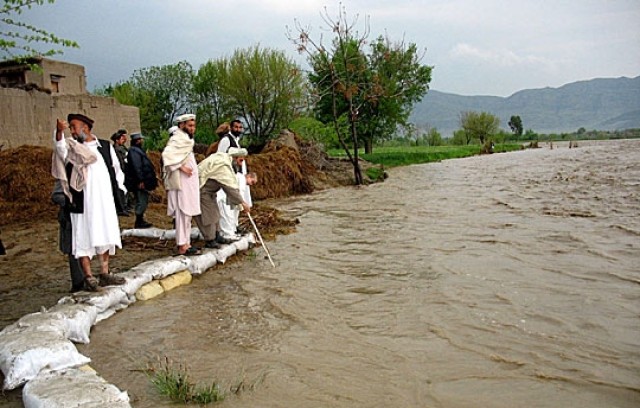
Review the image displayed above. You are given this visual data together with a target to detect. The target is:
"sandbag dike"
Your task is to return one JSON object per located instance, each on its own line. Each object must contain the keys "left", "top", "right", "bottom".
{"left": 0, "top": 230, "right": 256, "bottom": 407}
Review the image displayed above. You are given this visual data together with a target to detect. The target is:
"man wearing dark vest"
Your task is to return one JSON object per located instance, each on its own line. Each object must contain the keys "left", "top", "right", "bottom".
{"left": 215, "top": 120, "right": 253, "bottom": 242}
{"left": 52, "top": 113, "right": 126, "bottom": 291}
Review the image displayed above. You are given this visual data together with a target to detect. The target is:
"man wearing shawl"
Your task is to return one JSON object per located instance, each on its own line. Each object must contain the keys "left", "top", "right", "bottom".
{"left": 195, "top": 148, "right": 252, "bottom": 249}
{"left": 162, "top": 114, "right": 201, "bottom": 256}
{"left": 52, "top": 114, "right": 126, "bottom": 291}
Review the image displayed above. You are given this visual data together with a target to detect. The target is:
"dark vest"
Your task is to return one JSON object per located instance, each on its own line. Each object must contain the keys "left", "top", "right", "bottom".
{"left": 65, "top": 139, "right": 123, "bottom": 213}
{"left": 222, "top": 134, "right": 239, "bottom": 151}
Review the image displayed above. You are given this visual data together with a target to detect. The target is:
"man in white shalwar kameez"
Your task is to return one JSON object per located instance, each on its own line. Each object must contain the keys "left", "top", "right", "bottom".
{"left": 162, "top": 114, "right": 201, "bottom": 256}
{"left": 216, "top": 120, "right": 253, "bottom": 242}
{"left": 52, "top": 114, "right": 126, "bottom": 291}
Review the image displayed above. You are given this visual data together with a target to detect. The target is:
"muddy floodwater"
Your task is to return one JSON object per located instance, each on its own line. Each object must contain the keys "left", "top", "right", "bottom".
{"left": 80, "top": 140, "right": 639, "bottom": 407}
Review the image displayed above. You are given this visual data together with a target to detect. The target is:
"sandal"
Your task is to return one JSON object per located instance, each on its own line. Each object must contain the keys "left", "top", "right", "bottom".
{"left": 83, "top": 276, "right": 100, "bottom": 292}
{"left": 176, "top": 246, "right": 201, "bottom": 256}
{"left": 204, "top": 240, "right": 220, "bottom": 249}
{"left": 99, "top": 273, "right": 126, "bottom": 286}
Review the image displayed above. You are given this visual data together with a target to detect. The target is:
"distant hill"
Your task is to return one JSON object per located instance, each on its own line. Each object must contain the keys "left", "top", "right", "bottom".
{"left": 410, "top": 76, "right": 640, "bottom": 136}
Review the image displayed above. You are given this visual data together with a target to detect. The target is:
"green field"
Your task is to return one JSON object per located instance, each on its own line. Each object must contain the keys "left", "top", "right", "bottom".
{"left": 328, "top": 144, "right": 523, "bottom": 168}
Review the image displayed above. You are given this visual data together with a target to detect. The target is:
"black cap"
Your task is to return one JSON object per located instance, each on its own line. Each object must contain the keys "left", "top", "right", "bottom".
{"left": 130, "top": 133, "right": 144, "bottom": 141}
{"left": 67, "top": 113, "right": 94, "bottom": 129}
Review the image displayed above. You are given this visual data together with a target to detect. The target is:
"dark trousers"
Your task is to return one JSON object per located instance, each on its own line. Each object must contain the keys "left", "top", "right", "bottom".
{"left": 58, "top": 208, "right": 84, "bottom": 288}
{"left": 135, "top": 189, "right": 149, "bottom": 216}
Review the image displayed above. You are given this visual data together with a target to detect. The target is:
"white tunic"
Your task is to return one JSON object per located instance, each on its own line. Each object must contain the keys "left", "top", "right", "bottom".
{"left": 56, "top": 138, "right": 122, "bottom": 258}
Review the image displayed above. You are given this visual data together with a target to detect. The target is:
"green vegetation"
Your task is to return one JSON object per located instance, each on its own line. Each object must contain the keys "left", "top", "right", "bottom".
{"left": 96, "top": 46, "right": 306, "bottom": 149}
{"left": 289, "top": 5, "right": 432, "bottom": 184}
{"left": 365, "top": 166, "right": 386, "bottom": 181}
{"left": 329, "top": 144, "right": 522, "bottom": 168}
{"left": 516, "top": 128, "right": 640, "bottom": 142}
{"left": 147, "top": 357, "right": 225, "bottom": 405}
{"left": 1, "top": 0, "right": 78, "bottom": 64}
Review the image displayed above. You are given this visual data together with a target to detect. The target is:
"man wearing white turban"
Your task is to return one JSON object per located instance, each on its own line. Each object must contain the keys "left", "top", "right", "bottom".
{"left": 162, "top": 114, "right": 201, "bottom": 255}
{"left": 194, "top": 147, "right": 252, "bottom": 248}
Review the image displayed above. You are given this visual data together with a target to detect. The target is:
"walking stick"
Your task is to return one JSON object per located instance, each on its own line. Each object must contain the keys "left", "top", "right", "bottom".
{"left": 247, "top": 212, "right": 275, "bottom": 268}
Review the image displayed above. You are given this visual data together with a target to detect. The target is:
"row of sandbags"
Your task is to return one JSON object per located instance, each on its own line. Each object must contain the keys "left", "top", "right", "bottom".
{"left": 0, "top": 232, "right": 255, "bottom": 407}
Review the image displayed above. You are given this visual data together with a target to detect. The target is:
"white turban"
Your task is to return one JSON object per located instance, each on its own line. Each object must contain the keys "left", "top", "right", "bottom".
{"left": 174, "top": 113, "right": 196, "bottom": 124}
{"left": 228, "top": 147, "right": 248, "bottom": 157}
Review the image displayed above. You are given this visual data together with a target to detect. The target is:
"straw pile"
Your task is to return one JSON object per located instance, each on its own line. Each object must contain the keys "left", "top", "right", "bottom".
{"left": 0, "top": 132, "right": 329, "bottom": 227}
{"left": 0, "top": 146, "right": 59, "bottom": 225}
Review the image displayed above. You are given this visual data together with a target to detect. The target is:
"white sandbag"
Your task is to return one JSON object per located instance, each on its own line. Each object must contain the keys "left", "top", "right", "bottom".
{"left": 216, "top": 243, "right": 238, "bottom": 264}
{"left": 0, "top": 330, "right": 90, "bottom": 390}
{"left": 118, "top": 269, "right": 154, "bottom": 297}
{"left": 73, "top": 287, "right": 129, "bottom": 314}
{"left": 121, "top": 227, "right": 202, "bottom": 241}
{"left": 129, "top": 256, "right": 192, "bottom": 280}
{"left": 47, "top": 304, "right": 98, "bottom": 344}
{"left": 23, "top": 367, "right": 130, "bottom": 408}
{"left": 160, "top": 270, "right": 192, "bottom": 291}
{"left": 189, "top": 250, "right": 219, "bottom": 275}
{"left": 95, "top": 308, "right": 117, "bottom": 324}
{"left": 135, "top": 280, "right": 165, "bottom": 301}
{"left": 120, "top": 227, "right": 166, "bottom": 239}
{"left": 233, "top": 236, "right": 250, "bottom": 252}
{"left": 1, "top": 311, "right": 67, "bottom": 339}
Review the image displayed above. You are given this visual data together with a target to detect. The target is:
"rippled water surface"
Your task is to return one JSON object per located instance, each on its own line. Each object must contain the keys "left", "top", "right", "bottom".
{"left": 83, "top": 140, "right": 639, "bottom": 407}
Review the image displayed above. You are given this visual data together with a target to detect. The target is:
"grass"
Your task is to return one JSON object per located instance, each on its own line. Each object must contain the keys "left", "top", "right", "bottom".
{"left": 328, "top": 144, "right": 523, "bottom": 168}
{"left": 147, "top": 357, "right": 226, "bottom": 405}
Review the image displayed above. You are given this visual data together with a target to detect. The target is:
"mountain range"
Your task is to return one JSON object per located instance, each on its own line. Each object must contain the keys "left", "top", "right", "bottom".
{"left": 409, "top": 76, "right": 640, "bottom": 137}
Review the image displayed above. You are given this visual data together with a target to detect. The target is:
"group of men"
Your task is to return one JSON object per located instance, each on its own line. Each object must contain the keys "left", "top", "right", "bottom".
{"left": 110, "top": 128, "right": 157, "bottom": 228}
{"left": 51, "top": 113, "right": 255, "bottom": 292}
{"left": 162, "top": 116, "right": 256, "bottom": 255}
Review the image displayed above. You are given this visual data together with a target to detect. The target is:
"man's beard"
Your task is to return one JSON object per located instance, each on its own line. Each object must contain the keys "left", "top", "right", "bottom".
{"left": 231, "top": 130, "right": 242, "bottom": 137}
{"left": 180, "top": 126, "right": 194, "bottom": 138}
{"left": 75, "top": 131, "right": 88, "bottom": 143}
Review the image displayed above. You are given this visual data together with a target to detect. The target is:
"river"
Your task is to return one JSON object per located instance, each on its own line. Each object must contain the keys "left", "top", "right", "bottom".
{"left": 81, "top": 139, "right": 639, "bottom": 407}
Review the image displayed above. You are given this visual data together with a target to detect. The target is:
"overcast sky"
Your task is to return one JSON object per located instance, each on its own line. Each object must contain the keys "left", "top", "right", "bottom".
{"left": 18, "top": 0, "right": 640, "bottom": 97}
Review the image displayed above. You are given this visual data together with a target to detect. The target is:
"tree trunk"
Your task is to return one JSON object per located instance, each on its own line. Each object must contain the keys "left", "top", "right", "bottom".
{"left": 364, "top": 138, "right": 373, "bottom": 154}
{"left": 350, "top": 114, "right": 363, "bottom": 185}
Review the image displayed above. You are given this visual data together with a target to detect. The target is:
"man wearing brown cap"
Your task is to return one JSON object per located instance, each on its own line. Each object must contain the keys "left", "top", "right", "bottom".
{"left": 51, "top": 113, "right": 126, "bottom": 291}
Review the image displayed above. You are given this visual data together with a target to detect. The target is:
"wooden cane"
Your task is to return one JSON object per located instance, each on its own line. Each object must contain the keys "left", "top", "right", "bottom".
{"left": 247, "top": 212, "right": 276, "bottom": 268}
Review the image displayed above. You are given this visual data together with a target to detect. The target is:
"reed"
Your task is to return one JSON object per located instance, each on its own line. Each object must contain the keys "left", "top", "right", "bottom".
{"left": 147, "top": 356, "right": 225, "bottom": 404}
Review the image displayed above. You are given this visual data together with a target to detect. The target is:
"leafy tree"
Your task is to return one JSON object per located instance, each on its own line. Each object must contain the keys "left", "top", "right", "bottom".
{"left": 192, "top": 59, "right": 233, "bottom": 139}
{"left": 288, "top": 115, "right": 338, "bottom": 148}
{"left": 224, "top": 45, "right": 305, "bottom": 145}
{"left": 450, "top": 129, "right": 467, "bottom": 145}
{"left": 459, "top": 111, "right": 500, "bottom": 145}
{"left": 1, "top": 0, "right": 78, "bottom": 63}
{"left": 130, "top": 61, "right": 194, "bottom": 131}
{"left": 290, "top": 6, "right": 432, "bottom": 184}
{"left": 508, "top": 115, "right": 523, "bottom": 138}
{"left": 100, "top": 61, "right": 194, "bottom": 144}
{"left": 425, "top": 128, "right": 443, "bottom": 146}
{"left": 358, "top": 36, "right": 432, "bottom": 153}
{"left": 523, "top": 128, "right": 538, "bottom": 141}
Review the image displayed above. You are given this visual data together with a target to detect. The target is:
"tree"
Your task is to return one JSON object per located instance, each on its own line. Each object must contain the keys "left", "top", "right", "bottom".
{"left": 1, "top": 0, "right": 78, "bottom": 63}
{"left": 459, "top": 111, "right": 500, "bottom": 145}
{"left": 358, "top": 36, "right": 432, "bottom": 153}
{"left": 508, "top": 115, "right": 523, "bottom": 138}
{"left": 192, "top": 59, "right": 233, "bottom": 139}
{"left": 101, "top": 61, "right": 194, "bottom": 142}
{"left": 130, "top": 61, "right": 194, "bottom": 131}
{"left": 290, "top": 6, "right": 432, "bottom": 184}
{"left": 224, "top": 45, "right": 305, "bottom": 145}
{"left": 425, "top": 128, "right": 443, "bottom": 146}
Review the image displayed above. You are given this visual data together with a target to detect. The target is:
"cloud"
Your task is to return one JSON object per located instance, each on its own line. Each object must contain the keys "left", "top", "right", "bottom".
{"left": 448, "top": 43, "right": 554, "bottom": 69}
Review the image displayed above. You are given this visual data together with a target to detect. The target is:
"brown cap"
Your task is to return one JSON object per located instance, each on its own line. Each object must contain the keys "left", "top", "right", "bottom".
{"left": 67, "top": 113, "right": 94, "bottom": 130}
